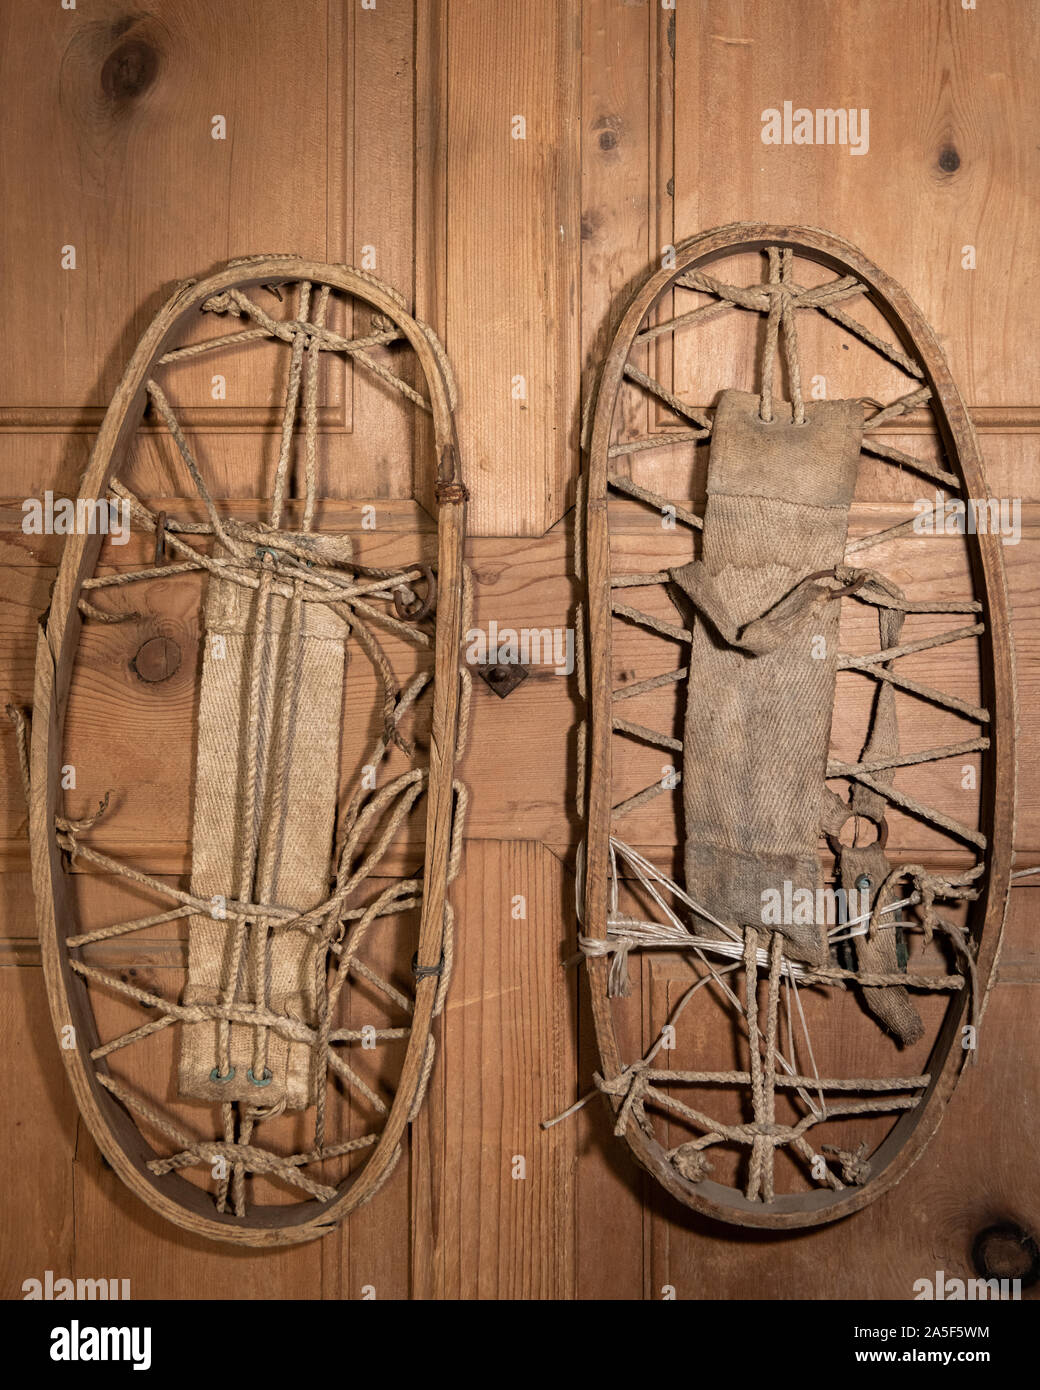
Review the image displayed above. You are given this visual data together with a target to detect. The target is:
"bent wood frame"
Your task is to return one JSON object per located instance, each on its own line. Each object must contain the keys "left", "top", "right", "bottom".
{"left": 582, "top": 222, "right": 1016, "bottom": 1229}
{"left": 29, "top": 259, "right": 466, "bottom": 1245}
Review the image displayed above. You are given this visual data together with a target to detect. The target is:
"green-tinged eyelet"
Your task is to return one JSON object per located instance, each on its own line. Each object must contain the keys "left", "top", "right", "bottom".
{"left": 247, "top": 1067, "right": 273, "bottom": 1087}
{"left": 210, "top": 1066, "right": 236, "bottom": 1083}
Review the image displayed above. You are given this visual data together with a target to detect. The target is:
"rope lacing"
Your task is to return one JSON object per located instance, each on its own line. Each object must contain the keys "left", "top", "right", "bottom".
{"left": 8, "top": 269, "right": 470, "bottom": 1221}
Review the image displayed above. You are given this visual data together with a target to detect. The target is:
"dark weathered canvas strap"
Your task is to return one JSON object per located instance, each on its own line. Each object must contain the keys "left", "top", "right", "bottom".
{"left": 670, "top": 389, "right": 861, "bottom": 963}
{"left": 836, "top": 573, "right": 924, "bottom": 1044}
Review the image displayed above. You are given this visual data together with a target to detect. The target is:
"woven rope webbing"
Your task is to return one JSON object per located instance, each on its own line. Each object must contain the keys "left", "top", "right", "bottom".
{"left": 179, "top": 542, "right": 350, "bottom": 1107}
{"left": 669, "top": 389, "right": 862, "bottom": 963}
{"left": 566, "top": 241, "right": 996, "bottom": 1205}
{"left": 6, "top": 267, "right": 472, "bottom": 1223}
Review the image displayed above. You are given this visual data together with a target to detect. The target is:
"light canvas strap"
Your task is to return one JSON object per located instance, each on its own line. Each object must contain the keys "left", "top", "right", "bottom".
{"left": 179, "top": 540, "right": 348, "bottom": 1109}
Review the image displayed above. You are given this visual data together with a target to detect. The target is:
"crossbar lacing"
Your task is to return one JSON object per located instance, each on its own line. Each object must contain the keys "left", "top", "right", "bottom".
{"left": 9, "top": 270, "right": 470, "bottom": 1221}
{"left": 569, "top": 244, "right": 992, "bottom": 1203}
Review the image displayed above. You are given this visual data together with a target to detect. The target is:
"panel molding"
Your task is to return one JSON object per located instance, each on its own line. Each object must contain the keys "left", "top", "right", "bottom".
{"left": 0, "top": 0, "right": 354, "bottom": 436}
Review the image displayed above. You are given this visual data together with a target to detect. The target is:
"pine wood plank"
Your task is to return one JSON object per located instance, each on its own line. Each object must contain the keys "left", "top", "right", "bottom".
{"left": 0, "top": 968, "right": 76, "bottom": 1298}
{"left": 0, "top": 1, "right": 340, "bottom": 417}
{"left": 0, "top": 0, "right": 1037, "bottom": 1296}
{"left": 434, "top": 0, "right": 581, "bottom": 536}
{"left": 410, "top": 841, "right": 577, "bottom": 1298}
{"left": 648, "top": 983, "right": 1040, "bottom": 1299}
{"left": 6, "top": 520, "right": 1034, "bottom": 862}
{"left": 672, "top": 1, "right": 1040, "bottom": 403}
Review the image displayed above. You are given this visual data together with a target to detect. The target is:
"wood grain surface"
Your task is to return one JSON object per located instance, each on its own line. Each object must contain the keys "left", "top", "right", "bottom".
{"left": 0, "top": 0, "right": 1036, "bottom": 1296}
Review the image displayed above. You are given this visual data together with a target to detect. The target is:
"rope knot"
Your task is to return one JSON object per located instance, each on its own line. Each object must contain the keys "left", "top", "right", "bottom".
{"left": 201, "top": 291, "right": 241, "bottom": 317}
{"left": 764, "top": 280, "right": 796, "bottom": 308}
{"left": 671, "top": 1142, "right": 714, "bottom": 1184}
{"left": 56, "top": 791, "right": 111, "bottom": 839}
{"left": 900, "top": 864, "right": 948, "bottom": 946}
{"left": 578, "top": 932, "right": 632, "bottom": 997}
{"left": 594, "top": 1060, "right": 651, "bottom": 1136}
{"left": 822, "top": 1141, "right": 872, "bottom": 1186}
{"left": 916, "top": 872, "right": 945, "bottom": 945}
{"left": 758, "top": 245, "right": 805, "bottom": 426}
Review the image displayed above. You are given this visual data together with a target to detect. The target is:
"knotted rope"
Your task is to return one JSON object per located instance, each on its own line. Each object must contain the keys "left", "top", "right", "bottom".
{"left": 759, "top": 245, "right": 804, "bottom": 424}
{"left": 568, "top": 243, "right": 992, "bottom": 1203}
{"left": 11, "top": 268, "right": 470, "bottom": 1221}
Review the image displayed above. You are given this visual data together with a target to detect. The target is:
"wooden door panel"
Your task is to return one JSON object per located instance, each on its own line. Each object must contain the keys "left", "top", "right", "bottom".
{"left": 0, "top": 0, "right": 1035, "bottom": 1299}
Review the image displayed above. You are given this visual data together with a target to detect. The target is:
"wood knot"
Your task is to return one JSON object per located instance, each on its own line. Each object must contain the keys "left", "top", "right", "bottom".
{"left": 101, "top": 37, "right": 159, "bottom": 104}
{"left": 937, "top": 145, "right": 961, "bottom": 174}
{"left": 131, "top": 635, "right": 181, "bottom": 683}
{"left": 972, "top": 1223, "right": 1040, "bottom": 1289}
{"left": 119, "top": 965, "right": 162, "bottom": 1005}
{"left": 580, "top": 211, "right": 601, "bottom": 242}
{"left": 593, "top": 115, "right": 622, "bottom": 157}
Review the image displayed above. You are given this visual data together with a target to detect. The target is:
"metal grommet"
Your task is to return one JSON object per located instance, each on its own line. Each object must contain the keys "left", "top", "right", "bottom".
{"left": 255, "top": 545, "right": 280, "bottom": 564}
{"left": 805, "top": 566, "right": 866, "bottom": 601}
{"left": 210, "top": 1066, "right": 236, "bottom": 1083}
{"left": 247, "top": 1067, "right": 273, "bottom": 1087}
{"left": 854, "top": 874, "right": 872, "bottom": 892}
{"left": 827, "top": 815, "right": 889, "bottom": 859}
{"left": 412, "top": 950, "right": 445, "bottom": 982}
{"left": 827, "top": 574, "right": 866, "bottom": 600}
{"left": 393, "top": 565, "right": 437, "bottom": 622}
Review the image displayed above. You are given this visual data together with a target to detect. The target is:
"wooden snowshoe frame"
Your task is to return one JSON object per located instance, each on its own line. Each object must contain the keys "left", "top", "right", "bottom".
{"left": 580, "top": 223, "right": 1016, "bottom": 1229}
{"left": 23, "top": 258, "right": 469, "bottom": 1245}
